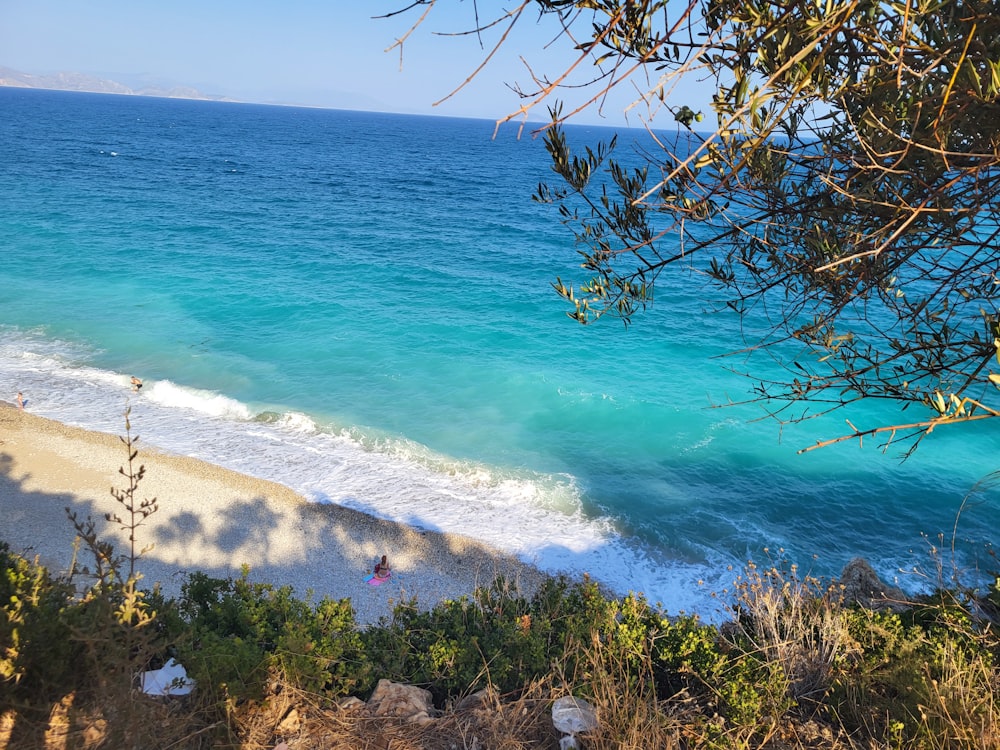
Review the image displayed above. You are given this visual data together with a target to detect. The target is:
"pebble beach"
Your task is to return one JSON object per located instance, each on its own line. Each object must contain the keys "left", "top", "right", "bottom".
{"left": 0, "top": 402, "right": 548, "bottom": 625}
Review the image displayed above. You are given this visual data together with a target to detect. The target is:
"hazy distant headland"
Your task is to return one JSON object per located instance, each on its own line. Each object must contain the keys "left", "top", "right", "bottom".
{"left": 0, "top": 65, "right": 235, "bottom": 103}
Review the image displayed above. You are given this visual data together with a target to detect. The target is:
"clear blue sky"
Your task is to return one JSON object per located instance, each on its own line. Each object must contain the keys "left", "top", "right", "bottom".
{"left": 0, "top": 1, "right": 706, "bottom": 127}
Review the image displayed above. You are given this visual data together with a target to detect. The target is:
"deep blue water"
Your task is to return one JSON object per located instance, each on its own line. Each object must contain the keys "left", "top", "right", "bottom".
{"left": 1, "top": 87, "right": 996, "bottom": 616}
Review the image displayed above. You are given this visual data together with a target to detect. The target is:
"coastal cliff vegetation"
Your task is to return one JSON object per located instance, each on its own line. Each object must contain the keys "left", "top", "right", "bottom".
{"left": 1, "top": 531, "right": 999, "bottom": 747}
{"left": 1, "top": 414, "right": 998, "bottom": 748}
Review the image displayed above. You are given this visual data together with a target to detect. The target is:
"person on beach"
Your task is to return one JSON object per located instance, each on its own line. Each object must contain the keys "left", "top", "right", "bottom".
{"left": 130, "top": 376, "right": 143, "bottom": 392}
{"left": 16, "top": 391, "right": 24, "bottom": 410}
{"left": 373, "top": 555, "right": 391, "bottom": 580}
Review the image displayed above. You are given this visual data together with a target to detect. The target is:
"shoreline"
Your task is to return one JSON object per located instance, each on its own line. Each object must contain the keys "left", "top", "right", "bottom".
{"left": 0, "top": 403, "right": 550, "bottom": 625}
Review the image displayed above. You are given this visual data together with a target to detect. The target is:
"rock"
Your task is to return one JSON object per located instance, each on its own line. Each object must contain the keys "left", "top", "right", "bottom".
{"left": 455, "top": 688, "right": 491, "bottom": 711}
{"left": 368, "top": 679, "right": 437, "bottom": 724}
{"left": 338, "top": 696, "right": 364, "bottom": 711}
{"left": 839, "top": 558, "right": 908, "bottom": 611}
{"left": 409, "top": 710, "right": 435, "bottom": 727}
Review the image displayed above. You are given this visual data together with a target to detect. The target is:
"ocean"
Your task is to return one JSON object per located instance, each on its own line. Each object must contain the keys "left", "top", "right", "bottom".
{"left": 1, "top": 87, "right": 996, "bottom": 617}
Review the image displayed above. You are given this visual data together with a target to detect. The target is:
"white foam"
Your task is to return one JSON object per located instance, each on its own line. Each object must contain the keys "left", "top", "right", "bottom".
{"left": 275, "top": 411, "right": 319, "bottom": 433}
{"left": 0, "top": 328, "right": 734, "bottom": 619}
{"left": 145, "top": 380, "right": 253, "bottom": 420}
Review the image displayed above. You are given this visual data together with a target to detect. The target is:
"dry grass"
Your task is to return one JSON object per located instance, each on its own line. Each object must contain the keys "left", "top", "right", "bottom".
{"left": 911, "top": 633, "right": 1000, "bottom": 749}
{"left": 729, "top": 560, "right": 858, "bottom": 707}
{"left": 0, "top": 691, "right": 218, "bottom": 750}
{"left": 2, "top": 630, "right": 994, "bottom": 750}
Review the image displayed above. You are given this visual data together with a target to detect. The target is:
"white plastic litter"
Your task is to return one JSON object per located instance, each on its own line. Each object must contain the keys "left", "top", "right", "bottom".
{"left": 140, "top": 657, "right": 194, "bottom": 696}
{"left": 552, "top": 695, "right": 598, "bottom": 749}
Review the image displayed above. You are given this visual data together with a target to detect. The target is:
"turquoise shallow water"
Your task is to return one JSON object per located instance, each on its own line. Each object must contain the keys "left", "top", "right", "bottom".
{"left": 1, "top": 87, "right": 996, "bottom": 615}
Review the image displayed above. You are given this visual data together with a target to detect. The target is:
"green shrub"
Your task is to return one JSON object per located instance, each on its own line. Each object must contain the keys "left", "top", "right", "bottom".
{"left": 0, "top": 543, "right": 79, "bottom": 700}
{"left": 362, "top": 591, "right": 526, "bottom": 701}
{"left": 830, "top": 600, "right": 1000, "bottom": 747}
{"left": 174, "top": 568, "right": 365, "bottom": 702}
{"left": 362, "top": 575, "right": 611, "bottom": 703}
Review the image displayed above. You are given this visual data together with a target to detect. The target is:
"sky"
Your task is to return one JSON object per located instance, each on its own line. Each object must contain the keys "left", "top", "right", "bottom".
{"left": 0, "top": 1, "right": 708, "bottom": 128}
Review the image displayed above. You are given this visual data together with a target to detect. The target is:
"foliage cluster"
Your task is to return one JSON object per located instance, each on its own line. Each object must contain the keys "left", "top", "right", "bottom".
{"left": 540, "top": 0, "right": 1000, "bottom": 450}
{"left": 157, "top": 569, "right": 367, "bottom": 702}
{"left": 2, "top": 540, "right": 999, "bottom": 748}
{"left": 391, "top": 0, "right": 1000, "bottom": 454}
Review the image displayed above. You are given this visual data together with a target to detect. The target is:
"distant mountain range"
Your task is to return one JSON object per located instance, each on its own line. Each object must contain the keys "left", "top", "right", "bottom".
{"left": 0, "top": 65, "right": 235, "bottom": 102}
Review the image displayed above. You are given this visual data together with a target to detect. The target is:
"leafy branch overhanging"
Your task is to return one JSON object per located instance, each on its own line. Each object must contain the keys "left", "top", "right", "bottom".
{"left": 389, "top": 0, "right": 1000, "bottom": 454}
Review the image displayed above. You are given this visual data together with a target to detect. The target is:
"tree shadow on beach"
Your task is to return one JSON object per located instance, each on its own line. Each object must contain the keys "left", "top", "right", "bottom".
{"left": 0, "top": 450, "right": 108, "bottom": 576}
{"left": 152, "top": 498, "right": 283, "bottom": 557}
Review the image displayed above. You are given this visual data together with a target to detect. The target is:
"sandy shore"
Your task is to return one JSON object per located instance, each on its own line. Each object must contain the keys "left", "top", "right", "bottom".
{"left": 0, "top": 403, "right": 548, "bottom": 625}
